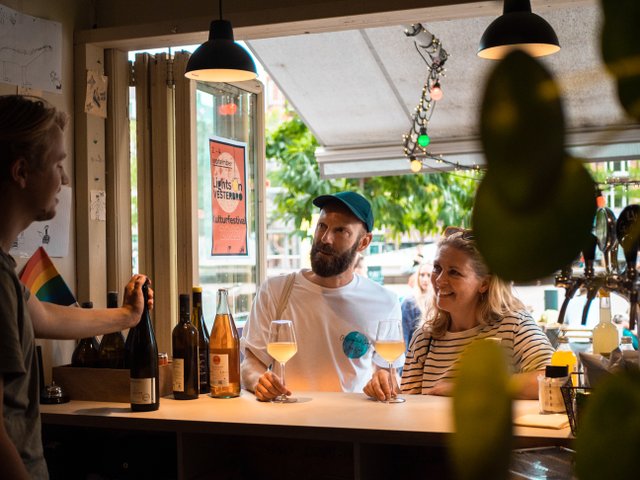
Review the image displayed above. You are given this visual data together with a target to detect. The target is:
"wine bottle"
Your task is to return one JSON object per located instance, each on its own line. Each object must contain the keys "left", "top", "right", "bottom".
{"left": 98, "top": 291, "right": 127, "bottom": 368}
{"left": 129, "top": 281, "right": 160, "bottom": 411}
{"left": 192, "top": 286, "right": 210, "bottom": 394}
{"left": 172, "top": 294, "right": 199, "bottom": 399}
{"left": 71, "top": 302, "right": 100, "bottom": 367}
{"left": 209, "top": 288, "right": 240, "bottom": 398}
{"left": 593, "top": 289, "right": 619, "bottom": 356}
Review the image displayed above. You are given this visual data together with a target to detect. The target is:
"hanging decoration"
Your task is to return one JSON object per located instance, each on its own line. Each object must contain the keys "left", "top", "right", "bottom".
{"left": 402, "top": 24, "right": 483, "bottom": 174}
{"left": 402, "top": 24, "right": 449, "bottom": 173}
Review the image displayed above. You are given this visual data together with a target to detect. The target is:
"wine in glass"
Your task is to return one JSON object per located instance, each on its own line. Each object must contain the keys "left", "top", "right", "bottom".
{"left": 267, "top": 319, "right": 298, "bottom": 403}
{"left": 375, "top": 319, "right": 406, "bottom": 403}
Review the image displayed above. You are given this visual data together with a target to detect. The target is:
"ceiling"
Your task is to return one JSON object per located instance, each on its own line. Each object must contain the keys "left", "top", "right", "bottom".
{"left": 247, "top": 2, "right": 640, "bottom": 179}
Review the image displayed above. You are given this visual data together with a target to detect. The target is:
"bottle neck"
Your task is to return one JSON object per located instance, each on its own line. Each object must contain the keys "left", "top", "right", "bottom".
{"left": 216, "top": 290, "right": 230, "bottom": 315}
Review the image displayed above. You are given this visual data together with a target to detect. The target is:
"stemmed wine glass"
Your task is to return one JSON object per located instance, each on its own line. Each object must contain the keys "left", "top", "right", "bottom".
{"left": 374, "top": 319, "right": 406, "bottom": 403}
{"left": 267, "top": 319, "right": 298, "bottom": 403}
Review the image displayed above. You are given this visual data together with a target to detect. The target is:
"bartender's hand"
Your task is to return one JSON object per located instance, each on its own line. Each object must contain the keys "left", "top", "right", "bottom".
{"left": 254, "top": 370, "right": 292, "bottom": 402}
{"left": 121, "top": 274, "right": 154, "bottom": 328}
{"left": 363, "top": 369, "right": 400, "bottom": 401}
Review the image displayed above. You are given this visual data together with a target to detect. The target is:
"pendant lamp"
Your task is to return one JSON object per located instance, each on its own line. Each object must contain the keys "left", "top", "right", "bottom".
{"left": 184, "top": 0, "right": 257, "bottom": 82}
{"left": 478, "top": 0, "right": 560, "bottom": 60}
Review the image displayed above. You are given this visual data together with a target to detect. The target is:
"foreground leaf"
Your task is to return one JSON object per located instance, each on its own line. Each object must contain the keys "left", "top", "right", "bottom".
{"left": 450, "top": 340, "right": 512, "bottom": 480}
{"left": 601, "top": 0, "right": 640, "bottom": 121}
{"left": 480, "top": 50, "right": 564, "bottom": 211}
{"left": 575, "top": 369, "right": 640, "bottom": 480}
{"left": 473, "top": 157, "right": 596, "bottom": 282}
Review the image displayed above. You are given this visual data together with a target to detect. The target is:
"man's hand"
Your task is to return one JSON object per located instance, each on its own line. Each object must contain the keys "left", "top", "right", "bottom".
{"left": 363, "top": 369, "right": 400, "bottom": 401}
{"left": 121, "top": 274, "right": 153, "bottom": 329}
{"left": 254, "top": 370, "right": 292, "bottom": 402}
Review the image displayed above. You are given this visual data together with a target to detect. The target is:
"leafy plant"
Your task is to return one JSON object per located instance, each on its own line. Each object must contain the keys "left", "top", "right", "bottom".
{"left": 266, "top": 110, "right": 479, "bottom": 240}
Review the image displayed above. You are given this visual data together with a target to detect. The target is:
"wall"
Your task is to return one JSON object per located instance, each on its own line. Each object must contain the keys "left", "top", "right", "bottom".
{"left": 0, "top": 0, "right": 94, "bottom": 378}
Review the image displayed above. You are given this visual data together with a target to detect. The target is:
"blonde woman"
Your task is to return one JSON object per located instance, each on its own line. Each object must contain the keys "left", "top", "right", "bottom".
{"left": 364, "top": 227, "right": 554, "bottom": 400}
{"left": 401, "top": 262, "right": 432, "bottom": 348}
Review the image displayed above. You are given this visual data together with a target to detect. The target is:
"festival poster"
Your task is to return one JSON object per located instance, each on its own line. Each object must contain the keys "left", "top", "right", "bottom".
{"left": 210, "top": 137, "right": 248, "bottom": 256}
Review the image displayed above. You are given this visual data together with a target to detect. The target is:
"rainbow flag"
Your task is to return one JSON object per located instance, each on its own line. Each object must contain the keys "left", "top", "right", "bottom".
{"left": 19, "top": 247, "right": 77, "bottom": 306}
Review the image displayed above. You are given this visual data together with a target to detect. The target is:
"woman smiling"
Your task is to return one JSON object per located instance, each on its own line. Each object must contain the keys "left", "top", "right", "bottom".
{"left": 364, "top": 227, "right": 554, "bottom": 400}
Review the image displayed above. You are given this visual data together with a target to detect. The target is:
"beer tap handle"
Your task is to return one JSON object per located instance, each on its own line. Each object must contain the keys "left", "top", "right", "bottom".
{"left": 616, "top": 204, "right": 640, "bottom": 276}
{"left": 581, "top": 287, "right": 597, "bottom": 326}
{"left": 557, "top": 278, "right": 583, "bottom": 325}
{"left": 582, "top": 233, "right": 597, "bottom": 277}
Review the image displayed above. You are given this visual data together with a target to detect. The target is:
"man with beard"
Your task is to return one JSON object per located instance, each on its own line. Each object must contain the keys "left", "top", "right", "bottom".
{"left": 241, "top": 191, "right": 401, "bottom": 401}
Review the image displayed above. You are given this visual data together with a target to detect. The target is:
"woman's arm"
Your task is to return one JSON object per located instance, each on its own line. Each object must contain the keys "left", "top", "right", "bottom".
{"left": 511, "top": 370, "right": 544, "bottom": 399}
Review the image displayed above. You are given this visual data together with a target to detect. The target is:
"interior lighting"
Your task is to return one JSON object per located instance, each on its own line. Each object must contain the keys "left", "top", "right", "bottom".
{"left": 185, "top": 0, "right": 257, "bottom": 82}
{"left": 478, "top": 0, "right": 560, "bottom": 60}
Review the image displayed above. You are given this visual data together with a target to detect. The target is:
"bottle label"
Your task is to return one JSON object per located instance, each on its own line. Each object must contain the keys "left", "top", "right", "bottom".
{"left": 199, "top": 351, "right": 209, "bottom": 387}
{"left": 210, "top": 353, "right": 230, "bottom": 386}
{"left": 130, "top": 377, "right": 156, "bottom": 404}
{"left": 172, "top": 358, "right": 185, "bottom": 392}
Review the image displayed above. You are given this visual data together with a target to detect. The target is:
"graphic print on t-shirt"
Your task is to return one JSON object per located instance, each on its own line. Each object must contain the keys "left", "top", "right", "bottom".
{"left": 341, "top": 331, "right": 370, "bottom": 359}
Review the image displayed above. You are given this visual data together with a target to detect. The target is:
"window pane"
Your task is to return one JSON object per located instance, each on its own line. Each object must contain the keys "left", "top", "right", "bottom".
{"left": 196, "top": 84, "right": 259, "bottom": 328}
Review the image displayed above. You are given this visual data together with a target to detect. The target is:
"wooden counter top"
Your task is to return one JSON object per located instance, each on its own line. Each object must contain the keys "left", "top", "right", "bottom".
{"left": 41, "top": 390, "right": 572, "bottom": 447}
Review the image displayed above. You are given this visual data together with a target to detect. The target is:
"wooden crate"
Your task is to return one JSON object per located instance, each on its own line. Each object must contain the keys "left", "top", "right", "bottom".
{"left": 52, "top": 363, "right": 173, "bottom": 403}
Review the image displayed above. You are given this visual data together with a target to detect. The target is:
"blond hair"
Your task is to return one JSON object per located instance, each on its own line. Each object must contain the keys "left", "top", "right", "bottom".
{"left": 423, "top": 228, "right": 525, "bottom": 338}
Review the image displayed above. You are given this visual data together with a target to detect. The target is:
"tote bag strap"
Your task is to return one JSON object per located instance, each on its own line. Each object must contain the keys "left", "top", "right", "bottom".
{"left": 275, "top": 272, "right": 296, "bottom": 319}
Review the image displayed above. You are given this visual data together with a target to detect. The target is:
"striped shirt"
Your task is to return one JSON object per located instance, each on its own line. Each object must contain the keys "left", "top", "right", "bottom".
{"left": 401, "top": 311, "right": 554, "bottom": 394}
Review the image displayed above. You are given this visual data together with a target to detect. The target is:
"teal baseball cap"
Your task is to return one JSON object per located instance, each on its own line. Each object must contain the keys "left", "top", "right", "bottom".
{"left": 313, "top": 191, "right": 374, "bottom": 232}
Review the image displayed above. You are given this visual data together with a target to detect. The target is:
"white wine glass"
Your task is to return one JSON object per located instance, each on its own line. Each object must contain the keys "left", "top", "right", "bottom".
{"left": 375, "top": 319, "right": 406, "bottom": 404}
{"left": 267, "top": 319, "right": 298, "bottom": 403}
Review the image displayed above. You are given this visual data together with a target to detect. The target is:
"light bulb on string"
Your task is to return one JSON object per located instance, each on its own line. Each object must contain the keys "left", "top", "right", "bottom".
{"left": 430, "top": 82, "right": 443, "bottom": 101}
{"left": 410, "top": 157, "right": 423, "bottom": 173}
{"left": 417, "top": 127, "right": 430, "bottom": 148}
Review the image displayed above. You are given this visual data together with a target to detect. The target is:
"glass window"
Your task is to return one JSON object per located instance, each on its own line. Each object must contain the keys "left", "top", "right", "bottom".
{"left": 196, "top": 83, "right": 260, "bottom": 327}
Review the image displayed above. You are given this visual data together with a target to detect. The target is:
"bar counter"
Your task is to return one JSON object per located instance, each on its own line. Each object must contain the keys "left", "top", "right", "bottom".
{"left": 41, "top": 391, "right": 572, "bottom": 479}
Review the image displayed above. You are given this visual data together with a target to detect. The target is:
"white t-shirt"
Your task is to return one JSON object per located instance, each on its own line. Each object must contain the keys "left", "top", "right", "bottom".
{"left": 241, "top": 269, "right": 402, "bottom": 393}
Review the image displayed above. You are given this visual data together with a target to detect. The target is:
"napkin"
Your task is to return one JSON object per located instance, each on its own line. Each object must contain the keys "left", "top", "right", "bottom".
{"left": 514, "top": 413, "right": 569, "bottom": 430}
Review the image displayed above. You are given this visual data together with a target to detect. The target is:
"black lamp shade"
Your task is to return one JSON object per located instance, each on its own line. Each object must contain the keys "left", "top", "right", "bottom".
{"left": 478, "top": 0, "right": 560, "bottom": 59}
{"left": 185, "top": 20, "right": 257, "bottom": 82}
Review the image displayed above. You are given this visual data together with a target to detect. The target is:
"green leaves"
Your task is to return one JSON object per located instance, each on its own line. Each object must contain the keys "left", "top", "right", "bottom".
{"left": 574, "top": 369, "right": 640, "bottom": 480}
{"left": 474, "top": 157, "right": 596, "bottom": 281}
{"left": 474, "top": 51, "right": 596, "bottom": 282}
{"left": 601, "top": 0, "right": 640, "bottom": 121}
{"left": 480, "top": 50, "right": 564, "bottom": 211}
{"left": 266, "top": 109, "right": 479, "bottom": 239}
{"left": 450, "top": 340, "right": 513, "bottom": 480}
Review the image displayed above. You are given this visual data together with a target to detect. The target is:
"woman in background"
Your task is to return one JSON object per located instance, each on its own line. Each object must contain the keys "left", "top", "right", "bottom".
{"left": 401, "top": 262, "right": 432, "bottom": 349}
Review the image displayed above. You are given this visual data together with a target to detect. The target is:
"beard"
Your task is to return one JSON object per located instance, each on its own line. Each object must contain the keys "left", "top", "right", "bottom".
{"left": 310, "top": 237, "right": 361, "bottom": 278}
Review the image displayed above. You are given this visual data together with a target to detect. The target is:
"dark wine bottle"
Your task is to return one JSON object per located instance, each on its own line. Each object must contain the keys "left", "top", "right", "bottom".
{"left": 192, "top": 286, "right": 210, "bottom": 394}
{"left": 98, "top": 291, "right": 127, "bottom": 368}
{"left": 210, "top": 289, "right": 240, "bottom": 398}
{"left": 172, "top": 294, "right": 199, "bottom": 399}
{"left": 71, "top": 302, "right": 100, "bottom": 367}
{"left": 129, "top": 281, "right": 159, "bottom": 411}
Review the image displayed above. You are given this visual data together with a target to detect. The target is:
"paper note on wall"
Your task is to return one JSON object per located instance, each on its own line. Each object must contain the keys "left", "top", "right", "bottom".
{"left": 0, "top": 4, "right": 63, "bottom": 93}
{"left": 9, "top": 186, "right": 72, "bottom": 258}
{"left": 85, "top": 70, "right": 108, "bottom": 118}
{"left": 90, "top": 190, "right": 106, "bottom": 221}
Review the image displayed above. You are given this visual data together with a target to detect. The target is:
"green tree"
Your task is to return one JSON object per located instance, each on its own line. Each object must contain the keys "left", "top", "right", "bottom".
{"left": 266, "top": 111, "right": 480, "bottom": 240}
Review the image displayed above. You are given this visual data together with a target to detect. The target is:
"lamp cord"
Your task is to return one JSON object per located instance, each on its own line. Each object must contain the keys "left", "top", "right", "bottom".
{"left": 219, "top": 0, "right": 223, "bottom": 20}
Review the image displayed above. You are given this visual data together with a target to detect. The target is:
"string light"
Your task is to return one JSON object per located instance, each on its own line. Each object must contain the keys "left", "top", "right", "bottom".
{"left": 402, "top": 24, "right": 449, "bottom": 173}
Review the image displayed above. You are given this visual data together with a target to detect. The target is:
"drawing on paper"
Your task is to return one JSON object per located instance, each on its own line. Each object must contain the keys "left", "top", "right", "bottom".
{"left": 0, "top": 4, "right": 63, "bottom": 93}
